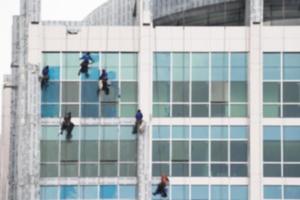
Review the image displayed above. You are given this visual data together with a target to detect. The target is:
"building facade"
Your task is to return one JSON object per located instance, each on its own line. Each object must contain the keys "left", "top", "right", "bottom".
{"left": 2, "top": 0, "right": 300, "bottom": 200}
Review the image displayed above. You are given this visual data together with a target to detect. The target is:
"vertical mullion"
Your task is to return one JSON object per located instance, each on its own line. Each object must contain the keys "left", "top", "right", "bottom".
{"left": 281, "top": 126, "right": 284, "bottom": 177}
{"left": 228, "top": 52, "right": 231, "bottom": 117}
{"left": 208, "top": 126, "right": 211, "bottom": 177}
{"left": 280, "top": 52, "right": 283, "bottom": 117}
{"left": 228, "top": 126, "right": 231, "bottom": 177}
{"left": 209, "top": 52, "right": 211, "bottom": 117}
{"left": 189, "top": 52, "right": 192, "bottom": 117}
{"left": 170, "top": 53, "right": 173, "bottom": 117}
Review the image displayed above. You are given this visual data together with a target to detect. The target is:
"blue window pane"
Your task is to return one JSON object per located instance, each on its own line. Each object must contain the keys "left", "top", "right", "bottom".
{"left": 283, "top": 126, "right": 300, "bottom": 140}
{"left": 192, "top": 53, "right": 209, "bottom": 81}
{"left": 102, "top": 53, "right": 119, "bottom": 80}
{"left": 100, "top": 126, "right": 118, "bottom": 140}
{"left": 81, "top": 67, "right": 99, "bottom": 80}
{"left": 171, "top": 185, "right": 189, "bottom": 200}
{"left": 211, "top": 126, "right": 228, "bottom": 139}
{"left": 264, "top": 53, "right": 281, "bottom": 80}
{"left": 152, "top": 126, "right": 170, "bottom": 139}
{"left": 81, "top": 126, "right": 98, "bottom": 140}
{"left": 101, "top": 103, "right": 118, "bottom": 117}
{"left": 173, "top": 53, "right": 189, "bottom": 81}
{"left": 81, "top": 104, "right": 99, "bottom": 117}
{"left": 81, "top": 81, "right": 98, "bottom": 102}
{"left": 41, "top": 186, "right": 58, "bottom": 200}
{"left": 48, "top": 67, "right": 60, "bottom": 80}
{"left": 41, "top": 104, "right": 59, "bottom": 118}
{"left": 211, "top": 185, "right": 228, "bottom": 200}
{"left": 212, "top": 53, "right": 228, "bottom": 81}
{"left": 108, "top": 71, "right": 117, "bottom": 80}
{"left": 231, "top": 186, "right": 248, "bottom": 200}
{"left": 154, "top": 53, "right": 170, "bottom": 81}
{"left": 43, "top": 53, "right": 60, "bottom": 67}
{"left": 263, "top": 126, "right": 281, "bottom": 140}
{"left": 100, "top": 185, "right": 117, "bottom": 198}
{"left": 230, "top": 126, "right": 248, "bottom": 139}
{"left": 283, "top": 53, "right": 300, "bottom": 80}
{"left": 120, "top": 126, "right": 136, "bottom": 140}
{"left": 284, "top": 186, "right": 300, "bottom": 199}
{"left": 80, "top": 186, "right": 98, "bottom": 199}
{"left": 191, "top": 185, "right": 208, "bottom": 199}
{"left": 172, "top": 126, "right": 189, "bottom": 139}
{"left": 60, "top": 186, "right": 78, "bottom": 199}
{"left": 119, "top": 185, "right": 136, "bottom": 199}
{"left": 231, "top": 53, "right": 248, "bottom": 81}
{"left": 191, "top": 126, "right": 208, "bottom": 139}
{"left": 264, "top": 185, "right": 282, "bottom": 199}
{"left": 42, "top": 82, "right": 60, "bottom": 103}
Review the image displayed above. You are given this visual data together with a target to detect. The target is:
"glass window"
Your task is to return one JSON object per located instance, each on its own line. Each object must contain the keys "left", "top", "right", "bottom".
{"left": 191, "top": 164, "right": 209, "bottom": 177}
{"left": 80, "top": 139, "right": 98, "bottom": 162}
{"left": 230, "top": 126, "right": 248, "bottom": 139}
{"left": 264, "top": 164, "right": 281, "bottom": 177}
{"left": 171, "top": 185, "right": 189, "bottom": 200}
{"left": 48, "top": 67, "right": 60, "bottom": 80}
{"left": 152, "top": 164, "right": 169, "bottom": 176}
{"left": 231, "top": 53, "right": 247, "bottom": 81}
{"left": 284, "top": 164, "right": 300, "bottom": 177}
{"left": 153, "top": 104, "right": 170, "bottom": 117}
{"left": 231, "top": 186, "right": 248, "bottom": 200}
{"left": 172, "top": 126, "right": 189, "bottom": 139}
{"left": 211, "top": 126, "right": 228, "bottom": 139}
{"left": 120, "top": 104, "right": 137, "bottom": 117}
{"left": 101, "top": 81, "right": 119, "bottom": 102}
{"left": 81, "top": 81, "right": 98, "bottom": 103}
{"left": 120, "top": 141, "right": 137, "bottom": 161}
{"left": 101, "top": 103, "right": 118, "bottom": 117}
{"left": 40, "top": 186, "right": 58, "bottom": 200}
{"left": 284, "top": 186, "right": 300, "bottom": 199}
{"left": 231, "top": 141, "right": 247, "bottom": 161}
{"left": 230, "top": 164, "right": 247, "bottom": 177}
{"left": 153, "top": 82, "right": 170, "bottom": 102}
{"left": 153, "top": 141, "right": 170, "bottom": 161}
{"left": 173, "top": 81, "right": 189, "bottom": 102}
{"left": 264, "top": 126, "right": 281, "bottom": 161}
{"left": 60, "top": 163, "right": 78, "bottom": 177}
{"left": 211, "top": 141, "right": 228, "bottom": 161}
{"left": 264, "top": 53, "right": 280, "bottom": 80}
{"left": 41, "top": 140, "right": 58, "bottom": 162}
{"left": 40, "top": 164, "right": 58, "bottom": 177}
{"left": 43, "top": 53, "right": 60, "bottom": 67}
{"left": 61, "top": 140, "right": 79, "bottom": 161}
{"left": 62, "top": 53, "right": 80, "bottom": 80}
{"left": 60, "top": 185, "right": 78, "bottom": 199}
{"left": 211, "top": 82, "right": 228, "bottom": 102}
{"left": 172, "top": 104, "right": 189, "bottom": 117}
{"left": 172, "top": 141, "right": 189, "bottom": 161}
{"left": 41, "top": 82, "right": 60, "bottom": 103}
{"left": 81, "top": 104, "right": 99, "bottom": 117}
{"left": 41, "top": 104, "right": 59, "bottom": 118}
{"left": 62, "top": 82, "right": 79, "bottom": 102}
{"left": 283, "top": 53, "right": 300, "bottom": 80}
{"left": 283, "top": 105, "right": 300, "bottom": 117}
{"left": 152, "top": 126, "right": 170, "bottom": 139}
{"left": 231, "top": 82, "right": 247, "bottom": 102}
{"left": 211, "top": 53, "right": 228, "bottom": 81}
{"left": 80, "top": 164, "right": 98, "bottom": 177}
{"left": 192, "top": 141, "right": 208, "bottom": 161}
{"left": 191, "top": 126, "right": 208, "bottom": 139}
{"left": 211, "top": 185, "right": 228, "bottom": 200}
{"left": 263, "top": 82, "right": 281, "bottom": 102}
{"left": 153, "top": 53, "right": 170, "bottom": 81}
{"left": 191, "top": 53, "right": 209, "bottom": 81}
{"left": 121, "top": 53, "right": 137, "bottom": 80}
{"left": 264, "top": 105, "right": 281, "bottom": 118}
{"left": 192, "top": 104, "right": 209, "bottom": 117}
{"left": 192, "top": 81, "right": 208, "bottom": 102}
{"left": 172, "top": 53, "right": 189, "bottom": 81}
{"left": 283, "top": 82, "right": 300, "bottom": 102}
{"left": 80, "top": 186, "right": 98, "bottom": 199}
{"left": 283, "top": 127, "right": 300, "bottom": 162}
{"left": 100, "top": 185, "right": 117, "bottom": 199}
{"left": 191, "top": 185, "right": 208, "bottom": 200}
{"left": 119, "top": 185, "right": 136, "bottom": 199}
{"left": 100, "top": 162, "right": 117, "bottom": 177}
{"left": 81, "top": 67, "right": 99, "bottom": 81}
{"left": 211, "top": 164, "right": 228, "bottom": 177}
{"left": 264, "top": 185, "right": 282, "bottom": 199}
{"left": 121, "top": 82, "right": 137, "bottom": 102}
{"left": 172, "top": 163, "right": 189, "bottom": 176}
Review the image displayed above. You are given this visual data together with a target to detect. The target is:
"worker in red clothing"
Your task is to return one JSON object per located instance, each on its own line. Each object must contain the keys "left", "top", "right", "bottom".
{"left": 153, "top": 175, "right": 169, "bottom": 198}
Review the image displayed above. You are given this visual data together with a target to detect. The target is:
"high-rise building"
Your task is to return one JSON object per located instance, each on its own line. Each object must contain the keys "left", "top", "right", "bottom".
{"left": 1, "top": 0, "right": 300, "bottom": 199}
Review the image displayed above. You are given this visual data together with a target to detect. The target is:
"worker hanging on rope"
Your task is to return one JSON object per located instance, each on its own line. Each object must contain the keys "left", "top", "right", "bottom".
{"left": 97, "top": 68, "right": 110, "bottom": 95}
{"left": 132, "top": 109, "right": 143, "bottom": 134}
{"left": 39, "top": 65, "right": 49, "bottom": 89}
{"left": 78, "top": 52, "right": 94, "bottom": 78}
{"left": 153, "top": 175, "right": 169, "bottom": 198}
{"left": 60, "top": 112, "right": 75, "bottom": 141}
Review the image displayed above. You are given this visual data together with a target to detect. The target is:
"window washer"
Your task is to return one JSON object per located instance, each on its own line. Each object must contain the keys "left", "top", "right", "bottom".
{"left": 98, "top": 68, "right": 110, "bottom": 95}
{"left": 132, "top": 109, "right": 143, "bottom": 134}
{"left": 78, "top": 52, "right": 93, "bottom": 78}
{"left": 60, "top": 112, "right": 75, "bottom": 141}
{"left": 153, "top": 175, "right": 169, "bottom": 198}
{"left": 40, "top": 65, "right": 49, "bottom": 89}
